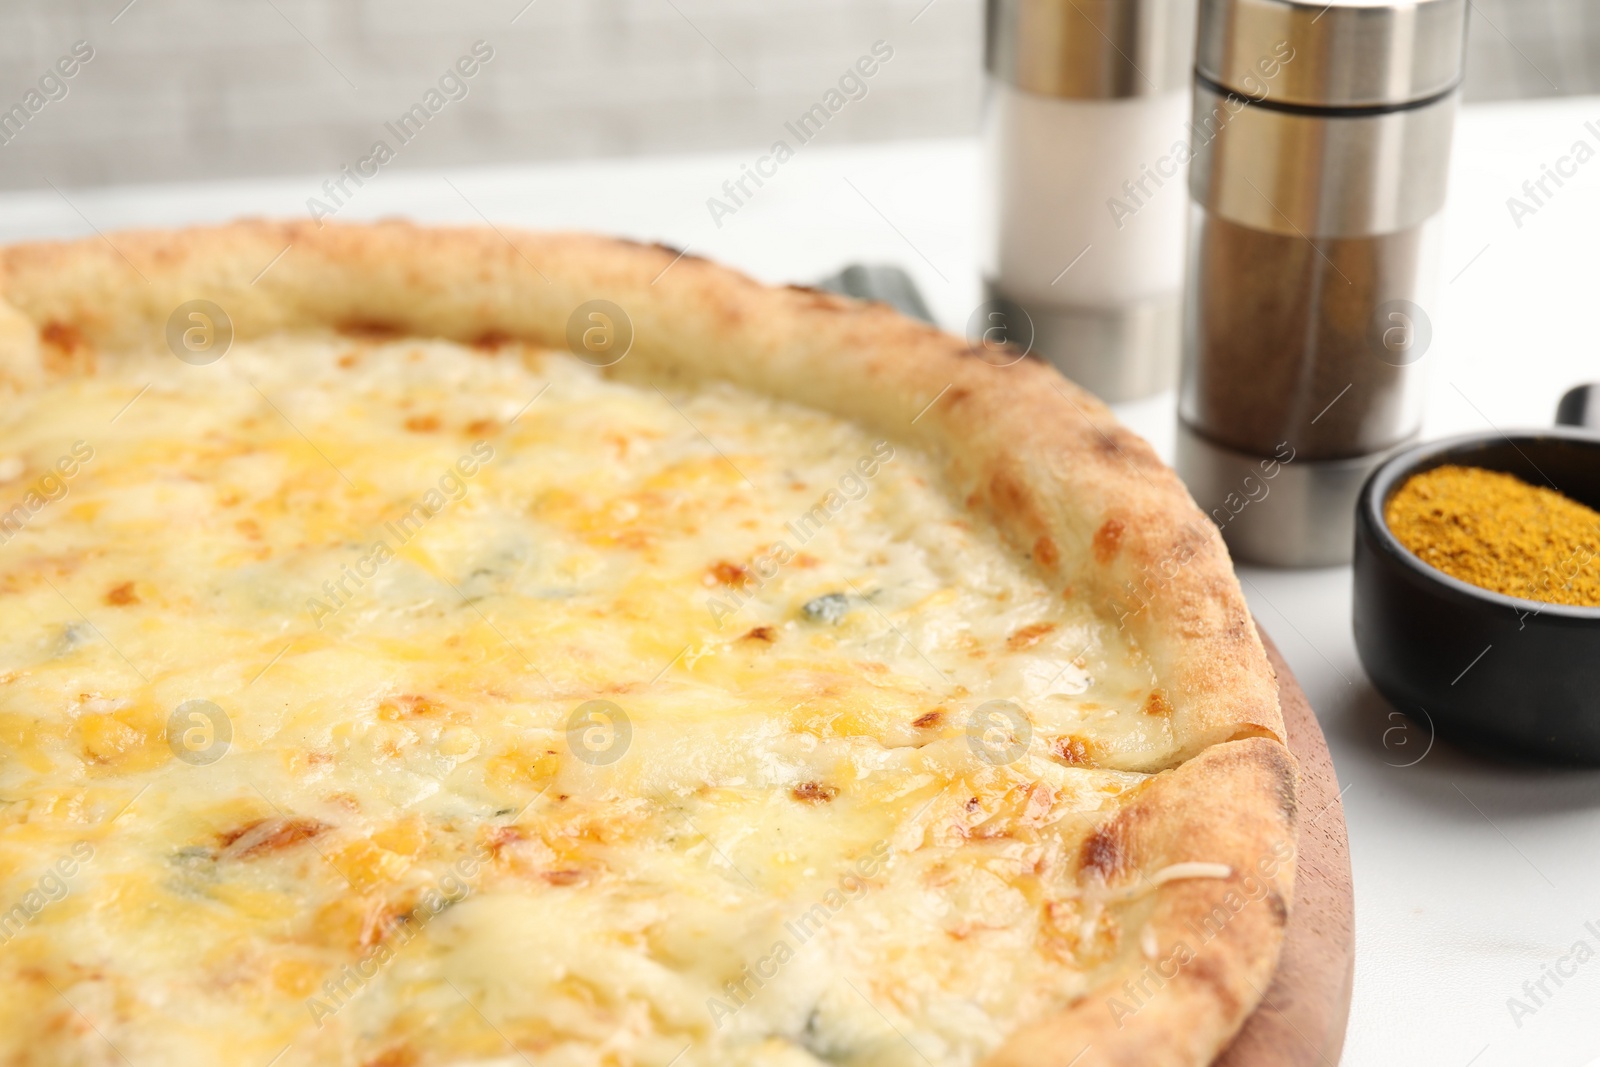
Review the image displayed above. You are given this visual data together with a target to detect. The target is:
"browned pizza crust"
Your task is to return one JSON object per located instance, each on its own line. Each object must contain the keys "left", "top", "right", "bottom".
{"left": 0, "top": 219, "right": 1295, "bottom": 1066}
{"left": 990, "top": 737, "right": 1297, "bottom": 1066}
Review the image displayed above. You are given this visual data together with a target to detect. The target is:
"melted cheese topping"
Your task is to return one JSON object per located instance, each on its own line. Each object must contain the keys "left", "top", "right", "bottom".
{"left": 0, "top": 334, "right": 1177, "bottom": 1067}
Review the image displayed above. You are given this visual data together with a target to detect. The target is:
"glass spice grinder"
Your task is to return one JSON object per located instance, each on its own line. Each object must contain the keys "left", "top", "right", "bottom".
{"left": 1175, "top": 0, "right": 1468, "bottom": 566}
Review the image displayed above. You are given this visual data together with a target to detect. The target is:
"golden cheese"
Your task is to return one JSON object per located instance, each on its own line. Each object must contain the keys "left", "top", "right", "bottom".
{"left": 0, "top": 332, "right": 1180, "bottom": 1066}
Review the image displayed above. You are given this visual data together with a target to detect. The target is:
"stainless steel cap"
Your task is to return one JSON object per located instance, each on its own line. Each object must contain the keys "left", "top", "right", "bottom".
{"left": 1196, "top": 0, "right": 1467, "bottom": 108}
{"left": 983, "top": 281, "right": 1180, "bottom": 402}
{"left": 1176, "top": 420, "right": 1417, "bottom": 566}
{"left": 986, "top": 0, "right": 1197, "bottom": 98}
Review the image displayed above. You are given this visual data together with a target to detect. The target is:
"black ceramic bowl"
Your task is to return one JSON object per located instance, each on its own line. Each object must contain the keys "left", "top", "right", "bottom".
{"left": 1353, "top": 429, "right": 1600, "bottom": 764}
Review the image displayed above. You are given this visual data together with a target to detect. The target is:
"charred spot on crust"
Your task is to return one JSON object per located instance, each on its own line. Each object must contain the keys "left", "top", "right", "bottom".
{"left": 1092, "top": 518, "right": 1126, "bottom": 564}
{"left": 1265, "top": 889, "right": 1289, "bottom": 925}
{"left": 913, "top": 709, "right": 943, "bottom": 729}
{"left": 1078, "top": 797, "right": 1150, "bottom": 883}
{"left": 634, "top": 239, "right": 704, "bottom": 266}
{"left": 741, "top": 626, "right": 776, "bottom": 643}
{"left": 1079, "top": 819, "right": 1126, "bottom": 881}
{"left": 784, "top": 284, "right": 852, "bottom": 312}
{"left": 471, "top": 330, "right": 514, "bottom": 350}
{"left": 791, "top": 782, "right": 839, "bottom": 804}
{"left": 1033, "top": 535, "right": 1060, "bottom": 569}
{"left": 40, "top": 321, "right": 86, "bottom": 353}
{"left": 987, "top": 467, "right": 1029, "bottom": 519}
{"left": 1089, "top": 423, "right": 1148, "bottom": 462}
{"left": 337, "top": 320, "right": 404, "bottom": 340}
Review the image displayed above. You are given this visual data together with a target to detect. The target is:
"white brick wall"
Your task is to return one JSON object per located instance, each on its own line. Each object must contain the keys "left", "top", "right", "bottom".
{"left": 0, "top": 0, "right": 1589, "bottom": 191}
{"left": 0, "top": 0, "right": 982, "bottom": 189}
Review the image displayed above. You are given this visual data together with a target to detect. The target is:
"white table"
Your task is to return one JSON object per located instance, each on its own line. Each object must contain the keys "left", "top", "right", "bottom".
{"left": 6, "top": 94, "right": 1598, "bottom": 1067}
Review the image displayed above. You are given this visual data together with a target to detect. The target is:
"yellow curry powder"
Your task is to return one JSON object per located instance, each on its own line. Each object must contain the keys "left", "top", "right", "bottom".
{"left": 1385, "top": 465, "right": 1600, "bottom": 607}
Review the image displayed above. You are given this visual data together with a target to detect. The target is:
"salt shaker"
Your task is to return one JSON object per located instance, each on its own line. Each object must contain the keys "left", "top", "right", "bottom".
{"left": 1176, "top": 0, "right": 1468, "bottom": 567}
{"left": 982, "top": 0, "right": 1196, "bottom": 401}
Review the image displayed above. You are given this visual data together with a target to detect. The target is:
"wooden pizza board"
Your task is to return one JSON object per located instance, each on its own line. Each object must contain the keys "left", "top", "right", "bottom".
{"left": 1213, "top": 628, "right": 1355, "bottom": 1066}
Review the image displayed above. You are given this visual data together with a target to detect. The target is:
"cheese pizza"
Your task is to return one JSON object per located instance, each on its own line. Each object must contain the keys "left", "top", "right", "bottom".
{"left": 0, "top": 222, "right": 1295, "bottom": 1067}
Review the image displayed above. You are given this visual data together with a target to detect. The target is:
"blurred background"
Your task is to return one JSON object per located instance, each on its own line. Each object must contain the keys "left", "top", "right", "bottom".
{"left": 0, "top": 0, "right": 1595, "bottom": 191}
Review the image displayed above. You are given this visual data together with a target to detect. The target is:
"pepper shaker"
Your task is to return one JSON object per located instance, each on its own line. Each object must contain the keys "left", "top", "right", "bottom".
{"left": 1175, "top": 0, "right": 1468, "bottom": 567}
{"left": 982, "top": 0, "right": 1196, "bottom": 401}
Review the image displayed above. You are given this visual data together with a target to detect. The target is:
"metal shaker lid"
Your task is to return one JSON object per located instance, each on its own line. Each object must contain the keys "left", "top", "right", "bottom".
{"left": 985, "top": 0, "right": 1196, "bottom": 99}
{"left": 1195, "top": 0, "right": 1467, "bottom": 109}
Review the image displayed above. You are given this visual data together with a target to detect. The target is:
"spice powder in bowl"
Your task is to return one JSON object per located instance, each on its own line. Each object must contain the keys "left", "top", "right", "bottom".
{"left": 1384, "top": 465, "right": 1600, "bottom": 607}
